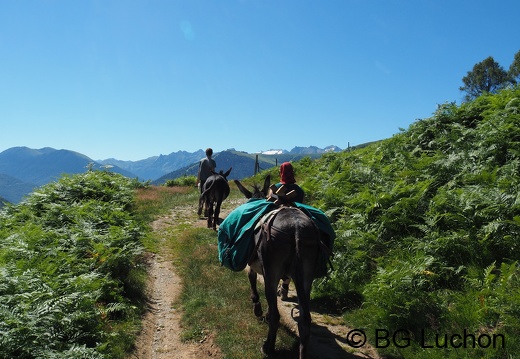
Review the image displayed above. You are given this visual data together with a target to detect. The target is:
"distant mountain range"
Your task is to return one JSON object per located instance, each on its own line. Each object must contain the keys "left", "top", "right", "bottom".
{"left": 102, "top": 145, "right": 344, "bottom": 184}
{"left": 0, "top": 145, "right": 344, "bottom": 204}
{"left": 0, "top": 147, "right": 134, "bottom": 204}
{"left": 98, "top": 150, "right": 206, "bottom": 181}
{"left": 151, "top": 148, "right": 341, "bottom": 185}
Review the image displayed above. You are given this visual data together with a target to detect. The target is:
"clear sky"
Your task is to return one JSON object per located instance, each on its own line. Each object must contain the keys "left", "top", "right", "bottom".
{"left": 1, "top": 1, "right": 519, "bottom": 161}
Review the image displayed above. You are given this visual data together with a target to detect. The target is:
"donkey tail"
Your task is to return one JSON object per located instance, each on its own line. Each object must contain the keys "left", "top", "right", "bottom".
{"left": 200, "top": 180, "right": 216, "bottom": 198}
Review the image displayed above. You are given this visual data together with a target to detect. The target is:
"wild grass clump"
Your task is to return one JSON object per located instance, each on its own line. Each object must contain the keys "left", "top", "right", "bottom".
{"left": 0, "top": 170, "right": 147, "bottom": 359}
{"left": 302, "top": 87, "right": 520, "bottom": 358}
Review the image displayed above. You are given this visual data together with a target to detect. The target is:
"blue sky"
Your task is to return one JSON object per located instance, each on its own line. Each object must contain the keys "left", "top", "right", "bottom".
{"left": 1, "top": 1, "right": 519, "bottom": 161}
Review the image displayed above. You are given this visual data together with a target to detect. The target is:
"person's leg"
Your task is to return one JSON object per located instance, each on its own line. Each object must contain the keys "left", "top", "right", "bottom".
{"left": 200, "top": 179, "right": 209, "bottom": 217}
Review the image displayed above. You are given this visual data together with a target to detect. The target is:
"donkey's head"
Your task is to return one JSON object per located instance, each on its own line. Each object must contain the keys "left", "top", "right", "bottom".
{"left": 234, "top": 175, "right": 270, "bottom": 199}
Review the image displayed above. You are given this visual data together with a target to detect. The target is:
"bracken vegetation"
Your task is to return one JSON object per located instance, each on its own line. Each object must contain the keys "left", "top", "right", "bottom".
{"left": 0, "top": 171, "right": 147, "bottom": 359}
{"left": 297, "top": 86, "right": 520, "bottom": 358}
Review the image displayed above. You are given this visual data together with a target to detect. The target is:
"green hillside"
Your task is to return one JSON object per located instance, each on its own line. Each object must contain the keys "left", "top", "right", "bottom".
{"left": 296, "top": 87, "right": 520, "bottom": 357}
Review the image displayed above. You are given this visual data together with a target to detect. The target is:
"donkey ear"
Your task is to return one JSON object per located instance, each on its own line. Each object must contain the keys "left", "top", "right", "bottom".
{"left": 223, "top": 167, "right": 232, "bottom": 178}
{"left": 234, "top": 179, "right": 252, "bottom": 198}
{"left": 262, "top": 175, "right": 271, "bottom": 196}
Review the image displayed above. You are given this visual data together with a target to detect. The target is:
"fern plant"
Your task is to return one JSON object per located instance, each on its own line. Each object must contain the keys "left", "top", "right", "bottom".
{"left": 0, "top": 170, "right": 147, "bottom": 359}
{"left": 306, "top": 86, "right": 520, "bottom": 358}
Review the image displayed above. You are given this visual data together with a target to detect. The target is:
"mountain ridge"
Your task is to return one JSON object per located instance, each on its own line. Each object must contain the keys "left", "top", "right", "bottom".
{"left": 151, "top": 149, "right": 343, "bottom": 185}
{"left": 0, "top": 145, "right": 344, "bottom": 203}
{"left": 98, "top": 149, "right": 205, "bottom": 180}
{"left": 99, "top": 145, "right": 344, "bottom": 181}
{"left": 0, "top": 147, "right": 133, "bottom": 203}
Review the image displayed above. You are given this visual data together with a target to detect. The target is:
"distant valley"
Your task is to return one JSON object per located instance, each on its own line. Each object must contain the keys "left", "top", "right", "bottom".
{"left": 0, "top": 145, "right": 345, "bottom": 204}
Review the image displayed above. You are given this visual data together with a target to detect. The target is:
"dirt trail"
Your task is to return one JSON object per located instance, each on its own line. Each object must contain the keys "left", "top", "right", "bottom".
{"left": 129, "top": 209, "right": 221, "bottom": 359}
{"left": 129, "top": 199, "right": 380, "bottom": 359}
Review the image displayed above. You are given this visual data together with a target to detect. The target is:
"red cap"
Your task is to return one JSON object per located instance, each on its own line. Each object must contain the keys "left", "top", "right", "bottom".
{"left": 280, "top": 162, "right": 296, "bottom": 184}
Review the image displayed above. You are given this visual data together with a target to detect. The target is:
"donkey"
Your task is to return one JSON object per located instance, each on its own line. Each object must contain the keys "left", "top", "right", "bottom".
{"left": 233, "top": 175, "right": 320, "bottom": 359}
{"left": 198, "top": 167, "right": 232, "bottom": 230}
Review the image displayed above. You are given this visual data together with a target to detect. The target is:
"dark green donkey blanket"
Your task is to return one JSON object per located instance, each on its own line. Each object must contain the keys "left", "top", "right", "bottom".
{"left": 217, "top": 199, "right": 335, "bottom": 275}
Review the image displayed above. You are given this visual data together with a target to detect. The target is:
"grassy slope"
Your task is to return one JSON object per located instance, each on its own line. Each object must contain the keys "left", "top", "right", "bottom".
{"left": 162, "top": 85, "right": 520, "bottom": 358}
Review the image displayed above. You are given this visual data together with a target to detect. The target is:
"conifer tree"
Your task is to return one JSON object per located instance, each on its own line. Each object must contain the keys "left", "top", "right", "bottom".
{"left": 460, "top": 56, "right": 509, "bottom": 101}
{"left": 509, "top": 50, "right": 520, "bottom": 85}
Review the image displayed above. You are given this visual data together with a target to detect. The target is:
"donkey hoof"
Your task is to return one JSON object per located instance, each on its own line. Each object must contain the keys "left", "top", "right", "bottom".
{"left": 253, "top": 302, "right": 263, "bottom": 317}
{"left": 261, "top": 341, "right": 274, "bottom": 357}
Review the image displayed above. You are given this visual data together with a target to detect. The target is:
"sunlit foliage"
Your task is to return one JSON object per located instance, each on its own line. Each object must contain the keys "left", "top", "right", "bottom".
{"left": 305, "top": 86, "right": 520, "bottom": 358}
{"left": 0, "top": 171, "right": 147, "bottom": 358}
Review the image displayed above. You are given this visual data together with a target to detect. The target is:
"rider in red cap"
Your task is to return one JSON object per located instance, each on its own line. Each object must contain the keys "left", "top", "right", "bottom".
{"left": 273, "top": 162, "right": 304, "bottom": 203}
{"left": 269, "top": 162, "right": 305, "bottom": 300}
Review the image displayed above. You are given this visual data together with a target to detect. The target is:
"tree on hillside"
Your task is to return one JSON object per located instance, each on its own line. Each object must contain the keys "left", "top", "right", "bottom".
{"left": 509, "top": 50, "right": 520, "bottom": 85}
{"left": 460, "top": 56, "right": 509, "bottom": 101}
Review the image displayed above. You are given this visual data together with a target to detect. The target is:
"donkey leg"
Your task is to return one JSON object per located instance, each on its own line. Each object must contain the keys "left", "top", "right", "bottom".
{"left": 197, "top": 195, "right": 204, "bottom": 216}
{"left": 292, "top": 272, "right": 312, "bottom": 359}
{"left": 248, "top": 268, "right": 262, "bottom": 317}
{"left": 212, "top": 198, "right": 222, "bottom": 230}
{"left": 206, "top": 200, "right": 213, "bottom": 228}
{"left": 292, "top": 236, "right": 318, "bottom": 359}
{"left": 261, "top": 273, "right": 280, "bottom": 356}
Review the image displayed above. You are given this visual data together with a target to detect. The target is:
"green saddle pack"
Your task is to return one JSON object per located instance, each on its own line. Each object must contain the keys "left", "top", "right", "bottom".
{"left": 217, "top": 199, "right": 335, "bottom": 276}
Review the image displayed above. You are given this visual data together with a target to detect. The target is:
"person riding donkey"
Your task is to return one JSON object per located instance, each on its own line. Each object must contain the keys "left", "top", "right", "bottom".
{"left": 269, "top": 161, "right": 304, "bottom": 203}
{"left": 220, "top": 162, "right": 332, "bottom": 299}
{"left": 268, "top": 162, "right": 305, "bottom": 300}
